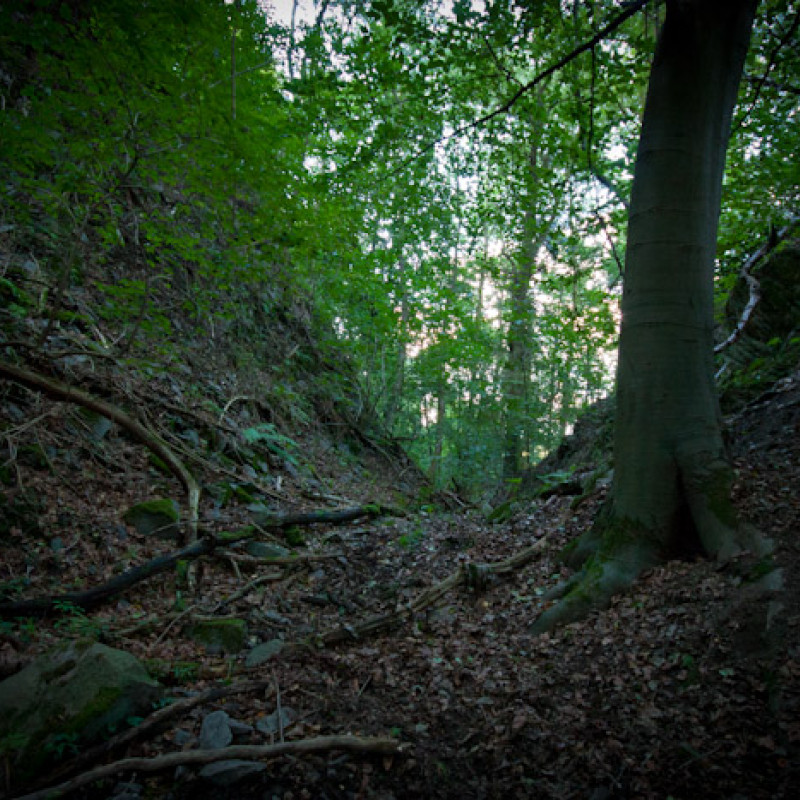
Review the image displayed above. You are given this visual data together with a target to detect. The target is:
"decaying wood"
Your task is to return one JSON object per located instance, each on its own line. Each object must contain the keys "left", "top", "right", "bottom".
{"left": 318, "top": 537, "right": 549, "bottom": 646}
{"left": 0, "top": 359, "right": 200, "bottom": 543}
{"left": 256, "top": 504, "right": 403, "bottom": 529}
{"left": 16, "top": 735, "right": 403, "bottom": 800}
{"left": 23, "top": 679, "right": 272, "bottom": 796}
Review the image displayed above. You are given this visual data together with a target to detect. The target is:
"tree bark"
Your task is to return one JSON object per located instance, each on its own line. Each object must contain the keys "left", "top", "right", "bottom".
{"left": 533, "top": 0, "right": 766, "bottom": 634}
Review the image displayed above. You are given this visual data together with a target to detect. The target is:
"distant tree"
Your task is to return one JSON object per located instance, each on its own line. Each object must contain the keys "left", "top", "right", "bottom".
{"left": 533, "top": 0, "right": 770, "bottom": 633}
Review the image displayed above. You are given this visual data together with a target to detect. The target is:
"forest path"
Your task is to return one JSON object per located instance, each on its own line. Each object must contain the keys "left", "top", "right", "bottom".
{"left": 2, "top": 375, "right": 799, "bottom": 798}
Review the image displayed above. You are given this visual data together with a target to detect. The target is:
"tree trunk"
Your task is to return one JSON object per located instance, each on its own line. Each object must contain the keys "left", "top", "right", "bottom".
{"left": 533, "top": 0, "right": 765, "bottom": 634}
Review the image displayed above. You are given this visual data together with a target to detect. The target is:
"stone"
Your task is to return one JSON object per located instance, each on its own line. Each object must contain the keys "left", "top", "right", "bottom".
{"left": 244, "top": 541, "right": 290, "bottom": 559}
{"left": 198, "top": 759, "right": 267, "bottom": 786}
{"left": 199, "top": 709, "right": 233, "bottom": 750}
{"left": 256, "top": 706, "right": 297, "bottom": 736}
{"left": 244, "top": 639, "right": 284, "bottom": 667}
{"left": 187, "top": 618, "right": 247, "bottom": 654}
{"left": 0, "top": 641, "right": 161, "bottom": 785}
{"left": 123, "top": 498, "right": 180, "bottom": 540}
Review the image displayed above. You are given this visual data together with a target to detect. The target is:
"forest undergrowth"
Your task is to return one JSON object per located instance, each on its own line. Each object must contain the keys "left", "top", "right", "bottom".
{"left": 0, "top": 352, "right": 798, "bottom": 800}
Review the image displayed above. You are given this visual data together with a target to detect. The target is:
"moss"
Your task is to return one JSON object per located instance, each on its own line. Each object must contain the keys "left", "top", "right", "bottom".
{"left": 284, "top": 526, "right": 305, "bottom": 547}
{"left": 123, "top": 498, "right": 180, "bottom": 539}
{"left": 186, "top": 619, "right": 247, "bottom": 654}
{"left": 217, "top": 525, "right": 256, "bottom": 544}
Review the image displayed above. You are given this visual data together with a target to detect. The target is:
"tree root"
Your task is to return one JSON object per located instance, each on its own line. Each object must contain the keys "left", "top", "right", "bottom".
{"left": 21, "top": 679, "right": 272, "bottom": 797}
{"left": 0, "top": 359, "right": 200, "bottom": 543}
{"left": 15, "top": 735, "right": 403, "bottom": 800}
{"left": 530, "top": 540, "right": 661, "bottom": 636}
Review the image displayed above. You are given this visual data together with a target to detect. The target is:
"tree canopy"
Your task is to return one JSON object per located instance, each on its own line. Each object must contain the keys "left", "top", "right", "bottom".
{"left": 1, "top": 0, "right": 797, "bottom": 495}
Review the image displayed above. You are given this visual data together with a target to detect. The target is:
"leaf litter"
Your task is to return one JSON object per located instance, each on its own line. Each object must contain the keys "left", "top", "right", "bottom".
{"left": 0, "top": 373, "right": 798, "bottom": 799}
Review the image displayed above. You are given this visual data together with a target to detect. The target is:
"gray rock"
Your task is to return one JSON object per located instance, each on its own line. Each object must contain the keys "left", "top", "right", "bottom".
{"left": 0, "top": 642, "right": 161, "bottom": 783}
{"left": 199, "top": 709, "right": 233, "bottom": 750}
{"left": 107, "top": 780, "right": 143, "bottom": 800}
{"left": 256, "top": 706, "right": 297, "bottom": 736}
{"left": 198, "top": 759, "right": 267, "bottom": 786}
{"left": 228, "top": 717, "right": 255, "bottom": 737}
{"left": 245, "top": 639, "right": 284, "bottom": 667}
{"left": 173, "top": 728, "right": 194, "bottom": 747}
{"left": 245, "top": 541, "right": 290, "bottom": 559}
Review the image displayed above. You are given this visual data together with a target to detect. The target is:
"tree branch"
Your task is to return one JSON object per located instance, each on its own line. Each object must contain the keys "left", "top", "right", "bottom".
{"left": 390, "top": 0, "right": 650, "bottom": 175}
{"left": 715, "top": 215, "right": 800, "bottom": 354}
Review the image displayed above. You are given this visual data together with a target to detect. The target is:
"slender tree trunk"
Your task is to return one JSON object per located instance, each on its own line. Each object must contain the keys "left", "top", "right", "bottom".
{"left": 533, "top": 0, "right": 764, "bottom": 634}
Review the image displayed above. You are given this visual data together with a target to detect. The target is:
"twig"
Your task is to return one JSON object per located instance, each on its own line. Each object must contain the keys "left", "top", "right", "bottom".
{"left": 152, "top": 603, "right": 198, "bottom": 648}
{"left": 318, "top": 536, "right": 550, "bottom": 646}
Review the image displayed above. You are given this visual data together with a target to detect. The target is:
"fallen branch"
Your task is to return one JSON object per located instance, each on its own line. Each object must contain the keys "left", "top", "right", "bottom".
{"left": 318, "top": 537, "right": 549, "bottom": 646}
{"left": 0, "top": 538, "right": 212, "bottom": 617}
{"left": 254, "top": 504, "right": 404, "bottom": 529}
{"left": 15, "top": 735, "right": 403, "bottom": 800}
{"left": 22, "top": 679, "right": 271, "bottom": 796}
{"left": 0, "top": 528, "right": 339, "bottom": 618}
{"left": 0, "top": 359, "right": 200, "bottom": 543}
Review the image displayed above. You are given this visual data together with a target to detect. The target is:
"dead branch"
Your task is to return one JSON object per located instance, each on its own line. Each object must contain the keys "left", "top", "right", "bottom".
{"left": 256, "top": 504, "right": 404, "bottom": 529}
{"left": 715, "top": 216, "right": 800, "bottom": 354}
{"left": 15, "top": 735, "right": 403, "bottom": 800}
{"left": 0, "top": 359, "right": 200, "bottom": 543}
{"left": 0, "top": 525, "right": 337, "bottom": 618}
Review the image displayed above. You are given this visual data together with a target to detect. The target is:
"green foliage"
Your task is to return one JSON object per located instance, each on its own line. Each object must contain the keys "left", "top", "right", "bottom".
{"left": 241, "top": 424, "right": 299, "bottom": 466}
{"left": 43, "top": 732, "right": 80, "bottom": 760}
{"left": 53, "top": 600, "right": 105, "bottom": 639}
{"left": 1, "top": 0, "right": 792, "bottom": 501}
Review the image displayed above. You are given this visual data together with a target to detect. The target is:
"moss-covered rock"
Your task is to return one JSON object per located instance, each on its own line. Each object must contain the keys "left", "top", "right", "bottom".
{"left": 186, "top": 618, "right": 247, "bottom": 654}
{"left": 0, "top": 641, "right": 162, "bottom": 786}
{"left": 123, "top": 498, "right": 180, "bottom": 540}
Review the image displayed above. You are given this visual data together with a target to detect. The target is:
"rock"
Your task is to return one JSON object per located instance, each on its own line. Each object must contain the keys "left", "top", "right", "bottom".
{"left": 256, "top": 706, "right": 297, "bottom": 736}
{"left": 78, "top": 409, "right": 113, "bottom": 441}
{"left": 199, "top": 709, "right": 233, "bottom": 750}
{"left": 245, "top": 639, "right": 284, "bottom": 667}
{"left": 123, "top": 498, "right": 180, "bottom": 540}
{"left": 198, "top": 759, "right": 267, "bottom": 786}
{"left": 0, "top": 641, "right": 161, "bottom": 785}
{"left": 108, "top": 780, "right": 143, "bottom": 800}
{"left": 244, "top": 541, "right": 290, "bottom": 559}
{"left": 173, "top": 728, "right": 194, "bottom": 747}
{"left": 187, "top": 618, "right": 247, "bottom": 654}
{"left": 228, "top": 717, "right": 255, "bottom": 737}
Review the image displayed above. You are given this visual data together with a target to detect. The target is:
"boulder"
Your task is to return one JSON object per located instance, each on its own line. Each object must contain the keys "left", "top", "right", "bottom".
{"left": 0, "top": 641, "right": 162, "bottom": 785}
{"left": 186, "top": 618, "right": 247, "bottom": 654}
{"left": 123, "top": 498, "right": 180, "bottom": 540}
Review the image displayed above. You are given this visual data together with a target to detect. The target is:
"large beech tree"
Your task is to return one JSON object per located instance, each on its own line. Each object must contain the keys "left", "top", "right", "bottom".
{"left": 533, "top": 0, "right": 769, "bottom": 633}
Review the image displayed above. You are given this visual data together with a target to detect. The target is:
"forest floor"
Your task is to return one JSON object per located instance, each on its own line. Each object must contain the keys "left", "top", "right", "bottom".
{"left": 1, "top": 369, "right": 799, "bottom": 799}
